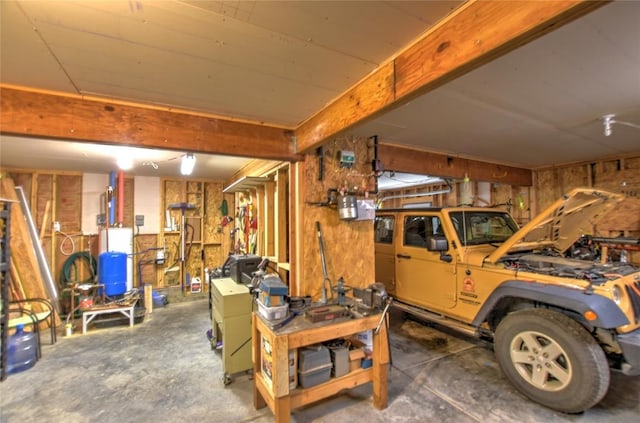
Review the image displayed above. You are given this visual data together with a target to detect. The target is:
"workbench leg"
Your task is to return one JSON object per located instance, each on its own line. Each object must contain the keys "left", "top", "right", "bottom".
{"left": 372, "top": 317, "right": 389, "bottom": 410}
{"left": 252, "top": 313, "right": 266, "bottom": 410}
{"left": 273, "top": 396, "right": 291, "bottom": 423}
{"left": 253, "top": 386, "right": 266, "bottom": 410}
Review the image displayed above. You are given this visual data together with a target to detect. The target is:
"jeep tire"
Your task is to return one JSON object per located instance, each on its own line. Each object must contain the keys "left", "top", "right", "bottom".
{"left": 494, "top": 308, "right": 610, "bottom": 413}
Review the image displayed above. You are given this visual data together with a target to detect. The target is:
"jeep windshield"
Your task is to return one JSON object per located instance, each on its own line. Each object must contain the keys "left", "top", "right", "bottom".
{"left": 449, "top": 211, "right": 519, "bottom": 246}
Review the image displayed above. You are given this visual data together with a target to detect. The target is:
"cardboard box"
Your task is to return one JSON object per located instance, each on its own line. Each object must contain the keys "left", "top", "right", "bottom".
{"left": 348, "top": 338, "right": 366, "bottom": 372}
{"left": 349, "top": 347, "right": 365, "bottom": 372}
{"left": 261, "top": 336, "right": 273, "bottom": 389}
{"left": 259, "top": 291, "right": 284, "bottom": 307}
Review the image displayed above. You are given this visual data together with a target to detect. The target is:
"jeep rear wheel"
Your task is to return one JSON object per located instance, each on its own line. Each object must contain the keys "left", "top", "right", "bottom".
{"left": 494, "top": 308, "right": 610, "bottom": 413}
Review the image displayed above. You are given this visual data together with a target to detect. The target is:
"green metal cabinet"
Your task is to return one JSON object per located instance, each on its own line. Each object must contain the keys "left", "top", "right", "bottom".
{"left": 211, "top": 277, "right": 253, "bottom": 384}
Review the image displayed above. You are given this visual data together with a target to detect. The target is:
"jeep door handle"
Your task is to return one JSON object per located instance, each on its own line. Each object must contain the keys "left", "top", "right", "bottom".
{"left": 397, "top": 254, "right": 411, "bottom": 259}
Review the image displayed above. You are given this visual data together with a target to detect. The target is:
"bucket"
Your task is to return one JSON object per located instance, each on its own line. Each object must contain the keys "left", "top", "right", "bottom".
{"left": 98, "top": 251, "right": 127, "bottom": 296}
{"left": 7, "top": 324, "right": 38, "bottom": 375}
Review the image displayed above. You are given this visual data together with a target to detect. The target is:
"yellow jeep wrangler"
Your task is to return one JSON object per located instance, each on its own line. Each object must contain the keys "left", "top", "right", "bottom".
{"left": 375, "top": 188, "right": 640, "bottom": 413}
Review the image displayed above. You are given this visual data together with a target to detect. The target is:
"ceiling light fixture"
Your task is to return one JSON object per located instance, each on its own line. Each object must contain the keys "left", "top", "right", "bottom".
{"left": 602, "top": 114, "right": 640, "bottom": 136}
{"left": 117, "top": 156, "right": 133, "bottom": 170}
{"left": 180, "top": 153, "right": 196, "bottom": 176}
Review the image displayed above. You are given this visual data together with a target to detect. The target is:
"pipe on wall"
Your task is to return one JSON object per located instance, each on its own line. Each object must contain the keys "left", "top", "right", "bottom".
{"left": 109, "top": 171, "right": 116, "bottom": 226}
{"left": 118, "top": 170, "right": 125, "bottom": 224}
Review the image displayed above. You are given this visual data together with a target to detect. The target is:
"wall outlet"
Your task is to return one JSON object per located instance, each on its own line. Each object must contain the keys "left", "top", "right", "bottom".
{"left": 53, "top": 221, "right": 61, "bottom": 232}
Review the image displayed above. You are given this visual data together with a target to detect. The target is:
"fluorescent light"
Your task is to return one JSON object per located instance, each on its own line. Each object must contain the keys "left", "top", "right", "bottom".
{"left": 180, "top": 153, "right": 196, "bottom": 175}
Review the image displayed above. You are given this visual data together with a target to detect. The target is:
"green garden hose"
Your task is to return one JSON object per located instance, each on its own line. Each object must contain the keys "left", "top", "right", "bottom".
{"left": 60, "top": 251, "right": 97, "bottom": 288}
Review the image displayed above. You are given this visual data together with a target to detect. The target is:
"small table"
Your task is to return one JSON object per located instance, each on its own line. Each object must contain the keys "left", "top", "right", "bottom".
{"left": 82, "top": 303, "right": 137, "bottom": 334}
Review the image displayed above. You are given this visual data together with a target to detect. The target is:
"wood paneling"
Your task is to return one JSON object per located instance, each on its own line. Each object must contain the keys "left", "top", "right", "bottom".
{"left": 300, "top": 136, "right": 375, "bottom": 301}
{"left": 378, "top": 144, "right": 532, "bottom": 186}
{"left": 1, "top": 86, "right": 300, "bottom": 162}
{"left": 296, "top": 63, "right": 395, "bottom": 153}
{"left": 534, "top": 155, "right": 640, "bottom": 238}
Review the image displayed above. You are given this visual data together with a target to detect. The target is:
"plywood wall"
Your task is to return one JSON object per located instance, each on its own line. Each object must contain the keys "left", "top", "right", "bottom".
{"left": 299, "top": 136, "right": 376, "bottom": 300}
{"left": 534, "top": 155, "right": 640, "bottom": 235}
{"left": 534, "top": 155, "right": 640, "bottom": 264}
{"left": 5, "top": 169, "right": 230, "bottom": 295}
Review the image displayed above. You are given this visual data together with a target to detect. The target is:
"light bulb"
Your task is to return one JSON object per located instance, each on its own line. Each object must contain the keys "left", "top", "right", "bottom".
{"left": 180, "top": 153, "right": 196, "bottom": 175}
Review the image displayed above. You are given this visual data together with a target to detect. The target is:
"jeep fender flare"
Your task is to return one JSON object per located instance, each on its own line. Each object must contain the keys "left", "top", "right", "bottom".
{"left": 472, "top": 280, "right": 629, "bottom": 329}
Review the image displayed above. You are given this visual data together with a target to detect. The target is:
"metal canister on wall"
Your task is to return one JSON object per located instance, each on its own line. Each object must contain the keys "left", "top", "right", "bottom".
{"left": 337, "top": 195, "right": 358, "bottom": 220}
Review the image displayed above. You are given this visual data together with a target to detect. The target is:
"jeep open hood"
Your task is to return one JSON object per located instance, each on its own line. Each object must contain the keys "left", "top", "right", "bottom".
{"left": 487, "top": 188, "right": 624, "bottom": 264}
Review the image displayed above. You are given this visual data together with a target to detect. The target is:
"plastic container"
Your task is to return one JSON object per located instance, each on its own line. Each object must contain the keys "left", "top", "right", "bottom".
{"left": 7, "top": 324, "right": 38, "bottom": 375}
{"left": 257, "top": 300, "right": 288, "bottom": 321}
{"left": 152, "top": 290, "right": 168, "bottom": 307}
{"left": 329, "top": 347, "right": 349, "bottom": 378}
{"left": 298, "top": 345, "right": 332, "bottom": 388}
{"left": 98, "top": 251, "right": 127, "bottom": 296}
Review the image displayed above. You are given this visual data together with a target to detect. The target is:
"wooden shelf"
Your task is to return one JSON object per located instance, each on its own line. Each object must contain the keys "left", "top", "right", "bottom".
{"left": 252, "top": 312, "right": 389, "bottom": 423}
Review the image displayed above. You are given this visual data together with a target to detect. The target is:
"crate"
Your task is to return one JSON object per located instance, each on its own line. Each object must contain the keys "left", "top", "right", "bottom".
{"left": 257, "top": 300, "right": 289, "bottom": 321}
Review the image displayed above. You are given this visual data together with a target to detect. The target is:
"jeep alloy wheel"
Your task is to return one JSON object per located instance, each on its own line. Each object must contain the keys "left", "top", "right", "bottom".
{"left": 494, "top": 308, "right": 610, "bottom": 413}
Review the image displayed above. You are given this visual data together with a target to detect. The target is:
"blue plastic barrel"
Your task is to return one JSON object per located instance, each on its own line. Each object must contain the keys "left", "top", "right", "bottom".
{"left": 7, "top": 324, "right": 37, "bottom": 374}
{"left": 98, "top": 251, "right": 127, "bottom": 296}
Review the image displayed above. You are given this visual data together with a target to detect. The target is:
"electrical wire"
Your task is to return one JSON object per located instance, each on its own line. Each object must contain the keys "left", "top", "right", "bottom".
{"left": 57, "top": 231, "right": 77, "bottom": 255}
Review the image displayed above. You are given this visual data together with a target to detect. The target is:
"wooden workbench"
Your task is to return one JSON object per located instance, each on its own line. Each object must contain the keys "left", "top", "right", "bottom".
{"left": 252, "top": 311, "right": 389, "bottom": 423}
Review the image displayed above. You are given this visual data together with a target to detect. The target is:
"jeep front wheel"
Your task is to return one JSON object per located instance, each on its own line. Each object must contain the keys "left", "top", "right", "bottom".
{"left": 494, "top": 308, "right": 610, "bottom": 413}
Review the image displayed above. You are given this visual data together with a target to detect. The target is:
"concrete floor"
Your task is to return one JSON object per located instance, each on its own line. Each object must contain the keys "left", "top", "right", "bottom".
{"left": 1, "top": 298, "right": 638, "bottom": 423}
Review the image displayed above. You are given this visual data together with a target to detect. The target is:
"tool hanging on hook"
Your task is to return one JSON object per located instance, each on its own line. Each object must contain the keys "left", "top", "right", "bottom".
{"left": 316, "top": 221, "right": 334, "bottom": 304}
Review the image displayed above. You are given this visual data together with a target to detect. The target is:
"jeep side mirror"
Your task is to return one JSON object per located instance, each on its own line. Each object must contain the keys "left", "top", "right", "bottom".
{"left": 427, "top": 235, "right": 448, "bottom": 252}
{"left": 427, "top": 235, "right": 452, "bottom": 263}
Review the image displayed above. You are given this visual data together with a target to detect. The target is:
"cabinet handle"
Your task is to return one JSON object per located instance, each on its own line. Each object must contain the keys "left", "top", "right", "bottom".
{"left": 396, "top": 254, "right": 411, "bottom": 259}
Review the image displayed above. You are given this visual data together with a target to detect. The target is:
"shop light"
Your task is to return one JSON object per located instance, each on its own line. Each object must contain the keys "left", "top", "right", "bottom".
{"left": 180, "top": 153, "right": 196, "bottom": 176}
{"left": 602, "top": 114, "right": 640, "bottom": 136}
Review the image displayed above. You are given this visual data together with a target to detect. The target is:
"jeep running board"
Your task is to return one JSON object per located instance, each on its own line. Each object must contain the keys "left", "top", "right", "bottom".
{"left": 393, "top": 300, "right": 480, "bottom": 338}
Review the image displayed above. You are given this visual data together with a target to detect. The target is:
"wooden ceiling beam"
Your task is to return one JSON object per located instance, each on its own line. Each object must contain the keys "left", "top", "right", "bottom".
{"left": 295, "top": 0, "right": 605, "bottom": 153}
{"left": 379, "top": 144, "right": 532, "bottom": 186}
{"left": 0, "top": 86, "right": 302, "bottom": 162}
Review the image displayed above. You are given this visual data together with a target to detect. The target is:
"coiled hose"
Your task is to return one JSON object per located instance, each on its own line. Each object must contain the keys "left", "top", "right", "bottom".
{"left": 60, "top": 251, "right": 97, "bottom": 288}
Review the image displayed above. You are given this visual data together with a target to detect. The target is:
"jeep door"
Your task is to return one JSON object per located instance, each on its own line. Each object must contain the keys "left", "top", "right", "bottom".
{"left": 374, "top": 214, "right": 396, "bottom": 294}
{"left": 395, "top": 214, "right": 457, "bottom": 310}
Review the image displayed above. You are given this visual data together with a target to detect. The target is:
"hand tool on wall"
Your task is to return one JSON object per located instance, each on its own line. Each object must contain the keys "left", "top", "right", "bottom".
{"left": 316, "top": 221, "right": 334, "bottom": 304}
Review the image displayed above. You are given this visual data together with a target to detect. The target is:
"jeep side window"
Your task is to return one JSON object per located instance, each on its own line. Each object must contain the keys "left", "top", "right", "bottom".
{"left": 374, "top": 215, "right": 394, "bottom": 244}
{"left": 449, "top": 211, "right": 519, "bottom": 245}
{"left": 404, "top": 216, "right": 427, "bottom": 247}
{"left": 431, "top": 217, "right": 445, "bottom": 237}
{"left": 403, "top": 216, "right": 443, "bottom": 247}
